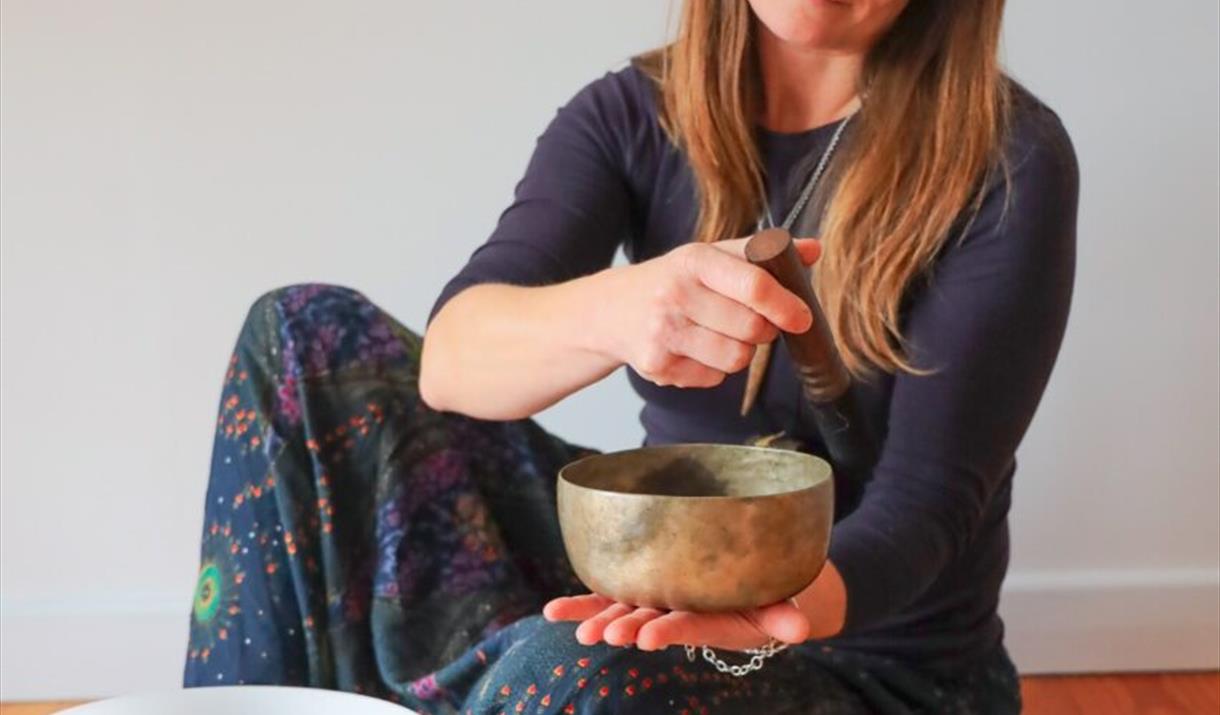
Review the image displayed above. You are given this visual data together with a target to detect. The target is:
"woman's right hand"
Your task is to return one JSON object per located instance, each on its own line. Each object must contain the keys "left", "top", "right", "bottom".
{"left": 598, "top": 236, "right": 820, "bottom": 388}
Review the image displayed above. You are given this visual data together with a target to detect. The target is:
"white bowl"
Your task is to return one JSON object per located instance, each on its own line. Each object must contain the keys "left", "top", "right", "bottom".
{"left": 60, "top": 686, "right": 417, "bottom": 714}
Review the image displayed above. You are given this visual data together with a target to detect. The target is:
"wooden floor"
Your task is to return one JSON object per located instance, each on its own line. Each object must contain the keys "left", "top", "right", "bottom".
{"left": 2, "top": 673, "right": 1217, "bottom": 714}
{"left": 1021, "top": 672, "right": 1218, "bottom": 714}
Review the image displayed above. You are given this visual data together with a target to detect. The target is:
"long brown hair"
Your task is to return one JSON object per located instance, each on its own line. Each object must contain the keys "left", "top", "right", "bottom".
{"left": 638, "top": 0, "right": 1010, "bottom": 375}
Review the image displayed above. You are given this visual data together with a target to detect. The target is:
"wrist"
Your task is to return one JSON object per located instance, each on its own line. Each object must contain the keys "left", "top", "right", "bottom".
{"left": 571, "top": 263, "right": 636, "bottom": 364}
{"left": 794, "top": 559, "right": 848, "bottom": 640}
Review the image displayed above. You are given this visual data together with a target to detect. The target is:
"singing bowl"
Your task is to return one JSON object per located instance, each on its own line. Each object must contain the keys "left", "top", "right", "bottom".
{"left": 557, "top": 444, "right": 833, "bottom": 612}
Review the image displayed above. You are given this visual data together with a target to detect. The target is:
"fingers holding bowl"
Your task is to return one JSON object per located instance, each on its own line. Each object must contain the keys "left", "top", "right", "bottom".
{"left": 602, "top": 608, "right": 665, "bottom": 647}
{"left": 574, "top": 602, "right": 635, "bottom": 646}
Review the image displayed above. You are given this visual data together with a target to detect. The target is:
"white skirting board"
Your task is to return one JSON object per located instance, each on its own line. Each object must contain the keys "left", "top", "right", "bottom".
{"left": 2, "top": 569, "right": 1217, "bottom": 701}
{"left": 0, "top": 593, "right": 190, "bottom": 702}
{"left": 1000, "top": 568, "right": 1220, "bottom": 675}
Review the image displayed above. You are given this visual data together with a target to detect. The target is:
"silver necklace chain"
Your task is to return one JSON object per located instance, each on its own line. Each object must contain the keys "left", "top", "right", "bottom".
{"left": 691, "top": 118, "right": 852, "bottom": 679}
{"left": 759, "top": 113, "right": 854, "bottom": 232}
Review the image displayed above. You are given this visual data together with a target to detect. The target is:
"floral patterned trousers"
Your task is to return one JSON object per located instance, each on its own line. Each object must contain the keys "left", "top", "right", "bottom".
{"left": 183, "top": 284, "right": 1021, "bottom": 714}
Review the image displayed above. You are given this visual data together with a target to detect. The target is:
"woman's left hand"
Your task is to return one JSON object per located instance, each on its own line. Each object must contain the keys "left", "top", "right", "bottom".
{"left": 542, "top": 594, "right": 811, "bottom": 652}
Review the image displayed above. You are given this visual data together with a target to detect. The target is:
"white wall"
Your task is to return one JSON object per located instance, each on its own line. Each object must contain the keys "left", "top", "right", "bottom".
{"left": 999, "top": 1, "right": 1220, "bottom": 674}
{"left": 1, "top": 0, "right": 1216, "bottom": 701}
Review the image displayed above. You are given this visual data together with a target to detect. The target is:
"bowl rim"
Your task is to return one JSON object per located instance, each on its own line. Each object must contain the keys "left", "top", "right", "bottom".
{"left": 557, "top": 443, "right": 833, "bottom": 501}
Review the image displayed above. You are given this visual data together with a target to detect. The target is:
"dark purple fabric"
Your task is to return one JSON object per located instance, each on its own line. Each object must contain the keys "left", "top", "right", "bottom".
{"left": 430, "top": 65, "right": 1078, "bottom": 671}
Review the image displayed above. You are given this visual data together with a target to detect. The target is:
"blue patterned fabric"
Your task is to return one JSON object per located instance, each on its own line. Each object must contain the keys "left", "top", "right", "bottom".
{"left": 184, "top": 285, "right": 1021, "bottom": 714}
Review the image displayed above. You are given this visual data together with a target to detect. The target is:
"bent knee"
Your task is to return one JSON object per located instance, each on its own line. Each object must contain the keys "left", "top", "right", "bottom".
{"left": 240, "top": 283, "right": 420, "bottom": 380}
{"left": 248, "top": 283, "right": 369, "bottom": 322}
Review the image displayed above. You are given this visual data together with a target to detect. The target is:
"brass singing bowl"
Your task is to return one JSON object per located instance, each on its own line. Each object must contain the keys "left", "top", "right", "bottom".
{"left": 557, "top": 444, "right": 833, "bottom": 612}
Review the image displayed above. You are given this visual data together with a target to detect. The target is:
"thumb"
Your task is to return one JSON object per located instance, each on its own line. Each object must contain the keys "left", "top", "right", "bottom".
{"left": 708, "top": 236, "right": 751, "bottom": 260}
{"left": 749, "top": 600, "right": 811, "bottom": 645}
{"left": 710, "top": 236, "right": 821, "bottom": 266}
{"left": 793, "top": 238, "right": 822, "bottom": 266}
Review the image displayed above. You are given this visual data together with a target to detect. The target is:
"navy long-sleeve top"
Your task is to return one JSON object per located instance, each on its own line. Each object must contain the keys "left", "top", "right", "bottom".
{"left": 431, "top": 65, "right": 1078, "bottom": 670}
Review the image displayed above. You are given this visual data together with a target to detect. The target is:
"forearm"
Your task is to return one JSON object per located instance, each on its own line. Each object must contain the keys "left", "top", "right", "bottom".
{"left": 420, "top": 268, "right": 627, "bottom": 420}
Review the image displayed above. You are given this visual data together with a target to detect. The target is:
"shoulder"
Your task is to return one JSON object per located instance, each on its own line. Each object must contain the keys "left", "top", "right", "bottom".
{"left": 547, "top": 64, "right": 668, "bottom": 173}
{"left": 565, "top": 64, "right": 660, "bottom": 125}
{"left": 942, "top": 82, "right": 1079, "bottom": 268}
{"left": 968, "top": 82, "right": 1080, "bottom": 240}
{"left": 1002, "top": 81, "right": 1079, "bottom": 197}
